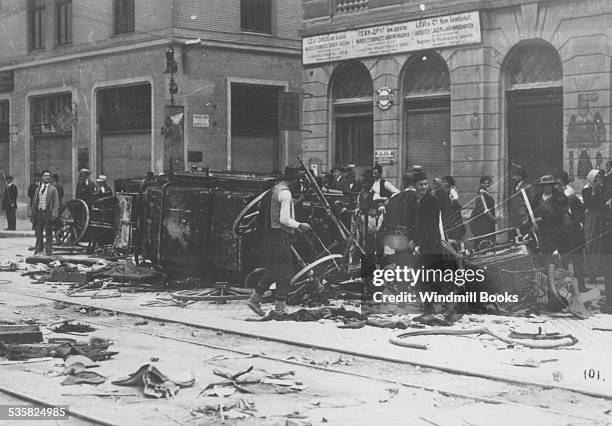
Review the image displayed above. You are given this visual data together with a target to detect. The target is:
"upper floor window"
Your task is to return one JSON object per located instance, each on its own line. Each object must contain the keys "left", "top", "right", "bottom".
{"left": 0, "top": 101, "right": 9, "bottom": 144}
{"left": 240, "top": 0, "right": 272, "bottom": 34}
{"left": 28, "top": 0, "right": 45, "bottom": 51}
{"left": 56, "top": 0, "right": 72, "bottom": 45}
{"left": 114, "top": 0, "right": 135, "bottom": 35}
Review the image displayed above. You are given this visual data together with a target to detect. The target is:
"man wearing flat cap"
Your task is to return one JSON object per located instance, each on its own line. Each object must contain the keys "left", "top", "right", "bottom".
{"left": 2, "top": 175, "right": 17, "bottom": 230}
{"left": 246, "top": 165, "right": 312, "bottom": 316}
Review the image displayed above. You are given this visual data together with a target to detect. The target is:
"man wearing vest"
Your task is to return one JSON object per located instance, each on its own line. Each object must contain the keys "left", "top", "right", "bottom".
{"left": 371, "top": 163, "right": 399, "bottom": 200}
{"left": 30, "top": 170, "right": 60, "bottom": 256}
{"left": 246, "top": 165, "right": 312, "bottom": 315}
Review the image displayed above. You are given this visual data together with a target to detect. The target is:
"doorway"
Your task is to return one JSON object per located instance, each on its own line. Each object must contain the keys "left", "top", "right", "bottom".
{"left": 507, "top": 88, "right": 563, "bottom": 184}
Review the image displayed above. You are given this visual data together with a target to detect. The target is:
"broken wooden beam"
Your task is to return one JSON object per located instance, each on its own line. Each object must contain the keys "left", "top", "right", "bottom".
{"left": 0, "top": 325, "right": 43, "bottom": 344}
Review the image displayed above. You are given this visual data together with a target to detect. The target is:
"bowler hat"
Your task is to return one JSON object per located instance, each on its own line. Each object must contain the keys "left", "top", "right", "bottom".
{"left": 282, "top": 165, "right": 301, "bottom": 181}
{"left": 536, "top": 174, "right": 556, "bottom": 185}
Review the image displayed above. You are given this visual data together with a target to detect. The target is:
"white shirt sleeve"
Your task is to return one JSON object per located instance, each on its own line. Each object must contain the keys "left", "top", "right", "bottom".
{"left": 449, "top": 187, "right": 459, "bottom": 201}
{"left": 279, "top": 189, "right": 300, "bottom": 229}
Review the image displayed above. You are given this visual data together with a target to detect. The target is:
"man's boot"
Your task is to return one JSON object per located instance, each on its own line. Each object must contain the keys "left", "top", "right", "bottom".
{"left": 274, "top": 299, "right": 287, "bottom": 315}
{"left": 246, "top": 291, "right": 264, "bottom": 316}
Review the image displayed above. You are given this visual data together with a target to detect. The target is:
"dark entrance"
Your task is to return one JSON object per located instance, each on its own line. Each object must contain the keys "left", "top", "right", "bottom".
{"left": 335, "top": 106, "right": 373, "bottom": 166}
{"left": 331, "top": 62, "right": 373, "bottom": 167}
{"left": 402, "top": 52, "right": 451, "bottom": 179}
{"left": 507, "top": 88, "right": 563, "bottom": 184}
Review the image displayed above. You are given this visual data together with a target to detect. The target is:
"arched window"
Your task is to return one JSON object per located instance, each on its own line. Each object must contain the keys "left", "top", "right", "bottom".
{"left": 504, "top": 41, "right": 563, "bottom": 187}
{"left": 403, "top": 52, "right": 451, "bottom": 179}
{"left": 332, "top": 62, "right": 373, "bottom": 101}
{"left": 505, "top": 43, "right": 562, "bottom": 88}
{"left": 404, "top": 53, "right": 450, "bottom": 96}
{"left": 331, "top": 62, "right": 373, "bottom": 166}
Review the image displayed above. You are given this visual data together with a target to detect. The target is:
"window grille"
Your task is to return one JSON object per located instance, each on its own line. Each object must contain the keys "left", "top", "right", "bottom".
{"left": 98, "top": 84, "right": 151, "bottom": 134}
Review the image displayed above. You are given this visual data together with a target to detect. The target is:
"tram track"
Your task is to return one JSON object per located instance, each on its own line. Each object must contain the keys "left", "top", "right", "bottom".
{"left": 0, "top": 288, "right": 609, "bottom": 424}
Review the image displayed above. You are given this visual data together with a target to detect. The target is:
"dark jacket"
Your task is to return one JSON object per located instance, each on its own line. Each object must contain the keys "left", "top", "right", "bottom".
{"left": 76, "top": 180, "right": 94, "bottom": 202}
{"left": 381, "top": 189, "right": 417, "bottom": 237}
{"left": 531, "top": 189, "right": 580, "bottom": 254}
{"left": 415, "top": 192, "right": 441, "bottom": 253}
{"left": 2, "top": 183, "right": 17, "bottom": 210}
{"left": 509, "top": 180, "right": 532, "bottom": 230}
{"left": 29, "top": 183, "right": 60, "bottom": 220}
{"left": 470, "top": 189, "right": 496, "bottom": 238}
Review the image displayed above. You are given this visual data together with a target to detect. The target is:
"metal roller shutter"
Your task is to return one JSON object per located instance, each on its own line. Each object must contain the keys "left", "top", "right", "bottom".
{"left": 405, "top": 98, "right": 451, "bottom": 180}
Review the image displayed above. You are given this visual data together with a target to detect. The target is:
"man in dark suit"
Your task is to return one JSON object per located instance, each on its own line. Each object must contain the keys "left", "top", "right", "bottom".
{"left": 414, "top": 171, "right": 442, "bottom": 255}
{"left": 30, "top": 170, "right": 60, "bottom": 256}
{"left": 381, "top": 171, "right": 418, "bottom": 251}
{"left": 2, "top": 175, "right": 17, "bottom": 230}
{"left": 51, "top": 173, "right": 64, "bottom": 208}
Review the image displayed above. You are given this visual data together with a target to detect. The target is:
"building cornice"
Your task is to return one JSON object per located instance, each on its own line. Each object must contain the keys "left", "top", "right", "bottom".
{"left": 299, "top": 0, "right": 567, "bottom": 37}
{"left": 0, "top": 28, "right": 301, "bottom": 72}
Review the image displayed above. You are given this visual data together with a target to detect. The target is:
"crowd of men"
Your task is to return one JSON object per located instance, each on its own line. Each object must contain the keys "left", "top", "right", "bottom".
{"left": 313, "top": 162, "right": 612, "bottom": 313}
{"left": 0, "top": 168, "right": 113, "bottom": 256}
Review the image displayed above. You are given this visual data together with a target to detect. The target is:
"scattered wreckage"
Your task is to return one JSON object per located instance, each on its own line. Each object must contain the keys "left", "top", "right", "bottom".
{"left": 30, "top": 156, "right": 597, "bottom": 314}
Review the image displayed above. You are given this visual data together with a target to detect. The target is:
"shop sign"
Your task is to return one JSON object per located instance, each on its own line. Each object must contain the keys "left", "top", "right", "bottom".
{"left": 374, "top": 149, "right": 395, "bottom": 166}
{"left": 303, "top": 11, "right": 481, "bottom": 65}
{"left": 376, "top": 86, "right": 394, "bottom": 110}
{"left": 0, "top": 70, "right": 14, "bottom": 93}
{"left": 193, "top": 113, "right": 209, "bottom": 128}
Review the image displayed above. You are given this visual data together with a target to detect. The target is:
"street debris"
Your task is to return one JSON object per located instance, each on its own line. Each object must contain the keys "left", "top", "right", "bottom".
{"left": 378, "top": 387, "right": 399, "bottom": 403}
{"left": 49, "top": 320, "right": 97, "bottom": 334}
{"left": 0, "top": 336, "right": 117, "bottom": 361}
{"left": 390, "top": 327, "right": 579, "bottom": 350}
{"left": 112, "top": 364, "right": 195, "bottom": 398}
{"left": 200, "top": 366, "right": 308, "bottom": 397}
{"left": 0, "top": 324, "right": 43, "bottom": 344}
{"left": 191, "top": 398, "right": 257, "bottom": 421}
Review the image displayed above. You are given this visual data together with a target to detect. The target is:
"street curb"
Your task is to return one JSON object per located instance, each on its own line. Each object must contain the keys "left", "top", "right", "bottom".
{"left": 0, "top": 231, "right": 35, "bottom": 238}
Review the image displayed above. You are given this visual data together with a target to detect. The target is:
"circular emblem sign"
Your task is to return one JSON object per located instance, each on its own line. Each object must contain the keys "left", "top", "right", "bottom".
{"left": 376, "top": 86, "right": 395, "bottom": 111}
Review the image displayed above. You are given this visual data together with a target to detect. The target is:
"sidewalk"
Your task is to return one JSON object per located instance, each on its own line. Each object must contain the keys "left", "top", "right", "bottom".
{"left": 0, "top": 217, "right": 34, "bottom": 238}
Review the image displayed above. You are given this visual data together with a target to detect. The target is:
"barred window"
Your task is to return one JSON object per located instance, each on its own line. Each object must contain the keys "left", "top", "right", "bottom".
{"left": 0, "top": 101, "right": 9, "bottom": 144}
{"left": 231, "top": 84, "right": 278, "bottom": 135}
{"left": 28, "top": 0, "right": 45, "bottom": 51}
{"left": 114, "top": 0, "right": 135, "bottom": 35}
{"left": 241, "top": 0, "right": 272, "bottom": 34}
{"left": 56, "top": 0, "right": 72, "bottom": 45}
{"left": 98, "top": 84, "right": 151, "bottom": 134}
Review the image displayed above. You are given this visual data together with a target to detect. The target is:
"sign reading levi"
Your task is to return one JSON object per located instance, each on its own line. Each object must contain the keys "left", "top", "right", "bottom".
{"left": 303, "top": 11, "right": 481, "bottom": 65}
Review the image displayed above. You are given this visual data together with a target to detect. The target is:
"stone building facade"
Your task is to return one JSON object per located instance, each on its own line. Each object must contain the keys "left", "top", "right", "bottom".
{"left": 299, "top": 0, "right": 611, "bottom": 211}
{"left": 0, "top": 0, "right": 302, "bottom": 215}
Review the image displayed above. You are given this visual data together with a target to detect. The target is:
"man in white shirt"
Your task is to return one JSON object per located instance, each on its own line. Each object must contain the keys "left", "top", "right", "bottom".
{"left": 371, "top": 163, "right": 399, "bottom": 200}
{"left": 246, "top": 166, "right": 311, "bottom": 316}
